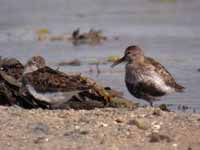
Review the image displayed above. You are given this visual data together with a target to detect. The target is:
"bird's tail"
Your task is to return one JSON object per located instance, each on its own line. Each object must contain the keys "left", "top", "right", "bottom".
{"left": 175, "top": 83, "right": 185, "bottom": 92}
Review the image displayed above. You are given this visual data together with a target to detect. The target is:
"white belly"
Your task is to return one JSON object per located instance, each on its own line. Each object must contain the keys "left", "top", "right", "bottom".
{"left": 26, "top": 84, "right": 80, "bottom": 104}
{"left": 148, "top": 72, "right": 175, "bottom": 93}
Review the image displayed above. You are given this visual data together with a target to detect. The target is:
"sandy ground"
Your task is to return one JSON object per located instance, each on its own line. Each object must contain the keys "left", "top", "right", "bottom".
{"left": 0, "top": 106, "right": 200, "bottom": 150}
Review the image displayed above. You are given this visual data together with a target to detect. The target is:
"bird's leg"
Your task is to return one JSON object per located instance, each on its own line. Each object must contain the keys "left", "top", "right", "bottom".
{"left": 149, "top": 101, "right": 153, "bottom": 107}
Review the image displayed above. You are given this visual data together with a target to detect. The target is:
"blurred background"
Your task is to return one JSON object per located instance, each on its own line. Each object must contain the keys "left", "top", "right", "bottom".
{"left": 0, "top": 0, "right": 200, "bottom": 110}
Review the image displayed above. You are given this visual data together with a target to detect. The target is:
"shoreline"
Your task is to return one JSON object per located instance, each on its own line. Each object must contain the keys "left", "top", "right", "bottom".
{"left": 0, "top": 106, "right": 199, "bottom": 150}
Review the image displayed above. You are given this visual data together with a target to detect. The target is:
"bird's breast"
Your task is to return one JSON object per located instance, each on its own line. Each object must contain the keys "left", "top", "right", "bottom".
{"left": 125, "top": 65, "right": 144, "bottom": 85}
{"left": 125, "top": 64, "right": 174, "bottom": 93}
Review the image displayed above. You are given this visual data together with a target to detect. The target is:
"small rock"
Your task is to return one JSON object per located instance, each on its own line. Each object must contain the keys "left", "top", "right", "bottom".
{"left": 152, "top": 108, "right": 162, "bottom": 116}
{"left": 29, "top": 123, "right": 49, "bottom": 135}
{"left": 151, "top": 121, "right": 162, "bottom": 133}
{"left": 128, "top": 118, "right": 150, "bottom": 130}
{"left": 99, "top": 122, "right": 108, "bottom": 127}
{"left": 188, "top": 146, "right": 192, "bottom": 150}
{"left": 115, "top": 118, "right": 124, "bottom": 123}
{"left": 152, "top": 125, "right": 161, "bottom": 133}
{"left": 149, "top": 132, "right": 172, "bottom": 143}
{"left": 79, "top": 130, "right": 89, "bottom": 135}
{"left": 34, "top": 137, "right": 49, "bottom": 144}
{"left": 159, "top": 104, "right": 170, "bottom": 112}
{"left": 172, "top": 143, "right": 178, "bottom": 147}
{"left": 75, "top": 125, "right": 80, "bottom": 130}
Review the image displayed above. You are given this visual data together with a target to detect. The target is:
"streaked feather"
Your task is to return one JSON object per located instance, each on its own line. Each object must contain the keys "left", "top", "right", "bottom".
{"left": 145, "top": 57, "right": 185, "bottom": 92}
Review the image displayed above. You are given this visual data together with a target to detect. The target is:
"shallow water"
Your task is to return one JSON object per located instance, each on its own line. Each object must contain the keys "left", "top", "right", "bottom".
{"left": 0, "top": 0, "right": 200, "bottom": 111}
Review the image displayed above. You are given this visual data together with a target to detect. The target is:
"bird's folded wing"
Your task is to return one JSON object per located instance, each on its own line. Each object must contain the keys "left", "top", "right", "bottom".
{"left": 23, "top": 67, "right": 90, "bottom": 93}
{"left": 0, "top": 71, "right": 21, "bottom": 87}
{"left": 145, "top": 57, "right": 184, "bottom": 90}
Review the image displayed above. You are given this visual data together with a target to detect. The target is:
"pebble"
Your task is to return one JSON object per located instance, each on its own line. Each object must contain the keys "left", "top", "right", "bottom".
{"left": 114, "top": 118, "right": 124, "bottom": 123}
{"left": 149, "top": 132, "right": 172, "bottom": 143}
{"left": 128, "top": 118, "right": 150, "bottom": 130}
{"left": 75, "top": 125, "right": 80, "bottom": 129}
{"left": 29, "top": 123, "right": 49, "bottom": 135}
{"left": 172, "top": 143, "right": 178, "bottom": 147}
{"left": 152, "top": 108, "right": 162, "bottom": 116}
{"left": 34, "top": 137, "right": 49, "bottom": 144}
{"left": 151, "top": 121, "right": 162, "bottom": 133}
{"left": 99, "top": 122, "right": 108, "bottom": 127}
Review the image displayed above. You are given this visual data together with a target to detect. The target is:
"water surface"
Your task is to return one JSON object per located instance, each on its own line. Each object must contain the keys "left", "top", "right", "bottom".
{"left": 0, "top": 0, "right": 200, "bottom": 111}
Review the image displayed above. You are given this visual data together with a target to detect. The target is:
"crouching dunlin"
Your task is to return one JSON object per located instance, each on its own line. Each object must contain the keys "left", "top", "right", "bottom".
{"left": 21, "top": 56, "right": 90, "bottom": 108}
{"left": 111, "top": 45, "right": 185, "bottom": 106}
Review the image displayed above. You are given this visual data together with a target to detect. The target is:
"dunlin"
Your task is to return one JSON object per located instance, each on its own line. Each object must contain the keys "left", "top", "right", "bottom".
{"left": 111, "top": 45, "right": 185, "bottom": 106}
{"left": 0, "top": 57, "right": 24, "bottom": 105}
{"left": 21, "top": 56, "right": 91, "bottom": 108}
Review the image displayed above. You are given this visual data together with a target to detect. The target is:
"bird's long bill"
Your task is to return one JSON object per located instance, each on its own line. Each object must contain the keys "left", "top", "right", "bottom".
{"left": 111, "top": 56, "right": 125, "bottom": 68}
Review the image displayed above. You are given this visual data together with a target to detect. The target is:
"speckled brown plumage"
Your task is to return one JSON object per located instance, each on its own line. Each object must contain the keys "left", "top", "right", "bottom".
{"left": 144, "top": 57, "right": 184, "bottom": 92}
{"left": 23, "top": 66, "right": 90, "bottom": 93}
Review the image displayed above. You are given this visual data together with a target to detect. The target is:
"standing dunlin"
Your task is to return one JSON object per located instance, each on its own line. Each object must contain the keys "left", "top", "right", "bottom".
{"left": 111, "top": 45, "right": 185, "bottom": 106}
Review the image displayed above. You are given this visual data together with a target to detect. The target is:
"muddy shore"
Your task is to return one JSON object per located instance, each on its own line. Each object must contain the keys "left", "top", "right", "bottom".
{"left": 0, "top": 106, "right": 200, "bottom": 150}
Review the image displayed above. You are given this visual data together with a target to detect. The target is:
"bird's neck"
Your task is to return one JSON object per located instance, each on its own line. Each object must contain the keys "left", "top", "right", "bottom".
{"left": 23, "top": 65, "right": 39, "bottom": 75}
{"left": 128, "top": 56, "right": 145, "bottom": 66}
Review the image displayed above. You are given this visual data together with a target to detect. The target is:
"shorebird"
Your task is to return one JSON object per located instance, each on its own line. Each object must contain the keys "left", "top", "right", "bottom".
{"left": 21, "top": 56, "right": 92, "bottom": 108}
{"left": 0, "top": 57, "right": 41, "bottom": 108}
{"left": 111, "top": 45, "right": 185, "bottom": 106}
{"left": 22, "top": 56, "right": 127, "bottom": 109}
{"left": 0, "top": 57, "right": 24, "bottom": 105}
{"left": 0, "top": 57, "right": 24, "bottom": 80}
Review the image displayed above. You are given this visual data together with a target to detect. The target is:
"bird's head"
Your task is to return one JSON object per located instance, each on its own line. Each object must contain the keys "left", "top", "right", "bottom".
{"left": 111, "top": 45, "right": 144, "bottom": 68}
{"left": 24, "top": 56, "right": 46, "bottom": 74}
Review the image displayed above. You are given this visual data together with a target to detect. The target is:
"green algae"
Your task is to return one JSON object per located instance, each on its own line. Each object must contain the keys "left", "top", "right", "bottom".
{"left": 108, "top": 97, "right": 138, "bottom": 109}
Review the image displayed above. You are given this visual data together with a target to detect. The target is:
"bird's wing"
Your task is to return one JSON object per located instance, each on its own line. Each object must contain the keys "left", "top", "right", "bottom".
{"left": 23, "top": 67, "right": 90, "bottom": 93}
{"left": 145, "top": 57, "right": 184, "bottom": 91}
{"left": 0, "top": 71, "right": 21, "bottom": 87}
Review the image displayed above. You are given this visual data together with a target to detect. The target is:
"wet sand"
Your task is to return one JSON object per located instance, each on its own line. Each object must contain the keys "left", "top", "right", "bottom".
{"left": 0, "top": 106, "right": 200, "bottom": 150}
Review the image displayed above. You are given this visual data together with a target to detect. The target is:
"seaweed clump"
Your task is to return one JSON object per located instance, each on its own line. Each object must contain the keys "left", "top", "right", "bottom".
{"left": 35, "top": 28, "right": 107, "bottom": 46}
{"left": 54, "top": 75, "right": 137, "bottom": 110}
{"left": 69, "top": 28, "right": 107, "bottom": 46}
